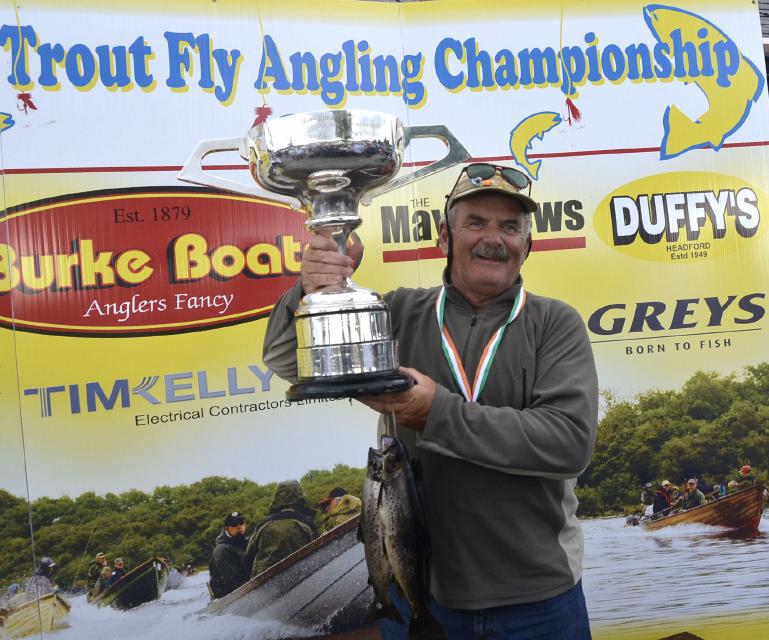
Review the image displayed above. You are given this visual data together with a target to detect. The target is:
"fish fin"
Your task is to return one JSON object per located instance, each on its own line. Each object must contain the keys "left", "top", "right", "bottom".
{"left": 366, "top": 600, "right": 404, "bottom": 624}
{"left": 408, "top": 610, "right": 446, "bottom": 640}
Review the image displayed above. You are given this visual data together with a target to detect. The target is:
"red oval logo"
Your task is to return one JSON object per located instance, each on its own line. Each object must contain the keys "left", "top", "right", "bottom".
{"left": 0, "top": 188, "right": 309, "bottom": 335}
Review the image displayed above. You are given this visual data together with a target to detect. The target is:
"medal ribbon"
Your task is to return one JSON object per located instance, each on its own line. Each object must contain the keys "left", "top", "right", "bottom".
{"left": 435, "top": 286, "right": 526, "bottom": 402}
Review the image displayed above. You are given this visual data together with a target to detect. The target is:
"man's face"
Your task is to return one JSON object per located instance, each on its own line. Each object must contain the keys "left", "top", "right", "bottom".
{"left": 227, "top": 522, "right": 246, "bottom": 536}
{"left": 688, "top": 481, "right": 697, "bottom": 492}
{"left": 439, "top": 192, "right": 532, "bottom": 307}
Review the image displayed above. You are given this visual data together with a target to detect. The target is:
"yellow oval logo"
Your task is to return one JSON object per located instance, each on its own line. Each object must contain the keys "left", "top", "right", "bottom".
{"left": 594, "top": 172, "right": 766, "bottom": 263}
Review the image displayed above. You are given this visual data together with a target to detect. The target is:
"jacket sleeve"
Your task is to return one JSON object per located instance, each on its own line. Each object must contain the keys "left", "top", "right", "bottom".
{"left": 417, "top": 303, "right": 598, "bottom": 480}
{"left": 262, "top": 281, "right": 304, "bottom": 383}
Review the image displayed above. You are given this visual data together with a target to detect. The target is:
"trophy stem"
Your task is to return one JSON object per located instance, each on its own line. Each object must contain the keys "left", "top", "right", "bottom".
{"left": 331, "top": 226, "right": 352, "bottom": 289}
{"left": 307, "top": 216, "right": 361, "bottom": 290}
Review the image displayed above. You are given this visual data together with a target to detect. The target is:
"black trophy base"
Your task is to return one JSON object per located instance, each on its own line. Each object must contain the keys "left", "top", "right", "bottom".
{"left": 286, "top": 372, "right": 413, "bottom": 401}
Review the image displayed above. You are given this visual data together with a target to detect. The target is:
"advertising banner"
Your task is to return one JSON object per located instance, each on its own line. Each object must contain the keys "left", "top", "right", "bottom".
{"left": 0, "top": 1, "right": 767, "bottom": 639}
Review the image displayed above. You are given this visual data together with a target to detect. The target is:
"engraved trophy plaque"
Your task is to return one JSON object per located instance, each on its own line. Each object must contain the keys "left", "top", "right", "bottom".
{"left": 179, "top": 109, "right": 469, "bottom": 399}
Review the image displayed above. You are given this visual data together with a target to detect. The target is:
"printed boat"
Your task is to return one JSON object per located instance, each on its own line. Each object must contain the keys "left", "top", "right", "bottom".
{"left": 89, "top": 556, "right": 169, "bottom": 610}
{"left": 0, "top": 593, "right": 71, "bottom": 638}
{"left": 201, "top": 515, "right": 373, "bottom": 635}
{"left": 640, "top": 483, "right": 768, "bottom": 531}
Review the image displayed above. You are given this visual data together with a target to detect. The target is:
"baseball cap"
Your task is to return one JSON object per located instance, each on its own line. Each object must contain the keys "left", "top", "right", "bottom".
{"left": 687, "top": 478, "right": 697, "bottom": 485}
{"left": 740, "top": 465, "right": 752, "bottom": 475}
{"left": 95, "top": 552, "right": 107, "bottom": 560}
{"left": 224, "top": 511, "right": 245, "bottom": 527}
{"left": 447, "top": 164, "right": 538, "bottom": 214}
{"left": 661, "top": 480, "right": 671, "bottom": 487}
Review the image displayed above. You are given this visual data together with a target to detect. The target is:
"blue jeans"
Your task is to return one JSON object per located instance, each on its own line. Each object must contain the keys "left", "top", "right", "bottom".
{"left": 380, "top": 581, "right": 591, "bottom": 640}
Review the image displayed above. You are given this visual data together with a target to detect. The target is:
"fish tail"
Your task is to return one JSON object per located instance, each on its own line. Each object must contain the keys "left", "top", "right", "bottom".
{"left": 367, "top": 600, "right": 404, "bottom": 624}
{"left": 408, "top": 609, "right": 446, "bottom": 640}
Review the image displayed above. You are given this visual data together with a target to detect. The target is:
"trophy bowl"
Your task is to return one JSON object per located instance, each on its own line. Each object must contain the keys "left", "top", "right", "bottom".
{"left": 179, "top": 109, "right": 470, "bottom": 399}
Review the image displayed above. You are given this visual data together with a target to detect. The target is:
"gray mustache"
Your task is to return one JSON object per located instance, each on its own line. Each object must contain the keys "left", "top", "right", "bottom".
{"left": 472, "top": 244, "right": 510, "bottom": 260}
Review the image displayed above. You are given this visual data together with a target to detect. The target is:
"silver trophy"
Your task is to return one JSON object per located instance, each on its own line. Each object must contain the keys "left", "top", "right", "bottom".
{"left": 179, "top": 109, "right": 469, "bottom": 399}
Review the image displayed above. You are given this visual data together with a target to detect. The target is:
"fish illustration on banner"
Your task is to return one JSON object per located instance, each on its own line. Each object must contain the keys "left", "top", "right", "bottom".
{"left": 644, "top": 4, "right": 765, "bottom": 159}
{"left": 0, "top": 111, "right": 14, "bottom": 132}
{"left": 509, "top": 111, "right": 562, "bottom": 181}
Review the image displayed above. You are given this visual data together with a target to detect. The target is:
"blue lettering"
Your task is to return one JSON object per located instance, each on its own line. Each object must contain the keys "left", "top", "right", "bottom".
{"left": 164, "top": 31, "right": 195, "bottom": 89}
{"left": 86, "top": 380, "right": 129, "bottom": 412}
{"left": 0, "top": 24, "right": 36, "bottom": 86}
{"left": 248, "top": 365, "right": 273, "bottom": 392}
{"left": 198, "top": 371, "right": 225, "bottom": 398}
{"left": 165, "top": 372, "right": 194, "bottom": 403}
{"left": 255, "top": 34, "right": 290, "bottom": 91}
{"left": 434, "top": 37, "right": 464, "bottom": 90}
{"left": 227, "top": 366, "right": 255, "bottom": 395}
{"left": 66, "top": 43, "right": 96, "bottom": 88}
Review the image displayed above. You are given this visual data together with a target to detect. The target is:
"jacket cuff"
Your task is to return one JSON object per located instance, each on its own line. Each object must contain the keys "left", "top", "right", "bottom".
{"left": 281, "top": 279, "right": 305, "bottom": 314}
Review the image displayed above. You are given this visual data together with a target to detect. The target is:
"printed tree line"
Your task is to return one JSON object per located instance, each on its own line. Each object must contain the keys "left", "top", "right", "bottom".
{"left": 576, "top": 364, "right": 769, "bottom": 515}
{"left": 0, "top": 465, "right": 365, "bottom": 591}
{"left": 1, "top": 365, "right": 767, "bottom": 590}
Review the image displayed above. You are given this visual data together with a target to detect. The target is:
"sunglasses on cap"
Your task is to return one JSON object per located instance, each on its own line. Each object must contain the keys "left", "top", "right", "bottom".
{"left": 464, "top": 163, "right": 531, "bottom": 191}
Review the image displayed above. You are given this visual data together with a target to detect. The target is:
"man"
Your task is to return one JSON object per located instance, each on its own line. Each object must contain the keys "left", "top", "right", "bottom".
{"left": 208, "top": 511, "right": 250, "bottom": 599}
{"left": 87, "top": 552, "right": 109, "bottom": 594}
{"left": 264, "top": 163, "right": 598, "bottom": 639}
{"left": 109, "top": 557, "right": 127, "bottom": 585}
{"left": 246, "top": 480, "right": 318, "bottom": 577}
{"left": 23, "top": 557, "right": 57, "bottom": 602}
{"left": 641, "top": 482, "right": 654, "bottom": 508}
{"left": 728, "top": 465, "right": 756, "bottom": 492}
{"left": 91, "top": 566, "right": 113, "bottom": 599}
{"left": 0, "top": 583, "right": 21, "bottom": 614}
{"left": 318, "top": 487, "right": 362, "bottom": 534}
{"left": 653, "top": 480, "right": 672, "bottom": 515}
{"left": 682, "top": 479, "right": 706, "bottom": 509}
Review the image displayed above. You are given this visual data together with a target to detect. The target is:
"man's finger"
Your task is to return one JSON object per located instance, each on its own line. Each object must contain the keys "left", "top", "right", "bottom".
{"left": 304, "top": 261, "right": 354, "bottom": 276}
{"left": 305, "top": 248, "right": 353, "bottom": 267}
{"left": 306, "top": 273, "right": 346, "bottom": 287}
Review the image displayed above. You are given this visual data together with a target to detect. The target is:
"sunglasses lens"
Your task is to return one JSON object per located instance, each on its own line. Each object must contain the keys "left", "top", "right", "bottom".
{"left": 465, "top": 164, "right": 529, "bottom": 190}
{"left": 501, "top": 169, "right": 529, "bottom": 189}
{"left": 465, "top": 164, "right": 496, "bottom": 180}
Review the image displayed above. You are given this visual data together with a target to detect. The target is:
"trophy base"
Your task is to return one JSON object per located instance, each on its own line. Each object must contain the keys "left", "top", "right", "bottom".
{"left": 286, "top": 372, "right": 413, "bottom": 401}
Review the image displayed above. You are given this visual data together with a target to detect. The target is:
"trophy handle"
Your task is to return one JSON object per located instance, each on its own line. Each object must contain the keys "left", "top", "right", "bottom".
{"left": 361, "top": 125, "right": 471, "bottom": 205}
{"left": 178, "top": 138, "right": 303, "bottom": 210}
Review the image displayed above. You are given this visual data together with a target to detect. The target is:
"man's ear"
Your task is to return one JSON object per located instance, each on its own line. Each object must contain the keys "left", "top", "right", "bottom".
{"left": 438, "top": 219, "right": 449, "bottom": 256}
{"left": 524, "top": 233, "right": 532, "bottom": 260}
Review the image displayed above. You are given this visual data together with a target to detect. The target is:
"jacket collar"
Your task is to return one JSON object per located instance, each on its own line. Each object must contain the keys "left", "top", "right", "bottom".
{"left": 442, "top": 268, "right": 524, "bottom": 314}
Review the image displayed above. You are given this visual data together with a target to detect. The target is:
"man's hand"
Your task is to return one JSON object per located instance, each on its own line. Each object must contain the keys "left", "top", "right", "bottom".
{"left": 358, "top": 367, "right": 437, "bottom": 431}
{"left": 302, "top": 232, "right": 364, "bottom": 294}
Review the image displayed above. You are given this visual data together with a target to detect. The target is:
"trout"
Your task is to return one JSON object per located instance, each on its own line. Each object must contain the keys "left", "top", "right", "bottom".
{"left": 359, "top": 447, "right": 402, "bottom": 623}
{"left": 378, "top": 437, "right": 445, "bottom": 640}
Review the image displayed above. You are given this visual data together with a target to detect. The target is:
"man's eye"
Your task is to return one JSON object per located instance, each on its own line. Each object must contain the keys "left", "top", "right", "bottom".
{"left": 468, "top": 220, "right": 485, "bottom": 230}
{"left": 502, "top": 222, "right": 520, "bottom": 234}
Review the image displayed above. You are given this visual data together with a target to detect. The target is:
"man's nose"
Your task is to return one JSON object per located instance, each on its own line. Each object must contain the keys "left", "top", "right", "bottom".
{"left": 481, "top": 224, "right": 505, "bottom": 243}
